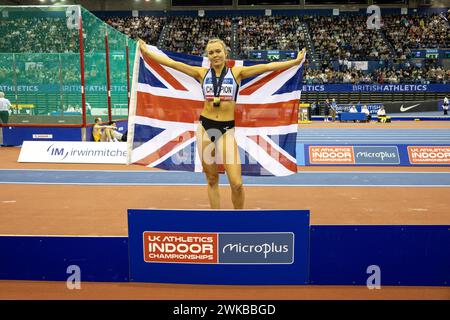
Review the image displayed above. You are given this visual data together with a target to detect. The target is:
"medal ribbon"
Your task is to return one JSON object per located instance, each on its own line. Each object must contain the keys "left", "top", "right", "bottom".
{"left": 211, "top": 66, "right": 227, "bottom": 98}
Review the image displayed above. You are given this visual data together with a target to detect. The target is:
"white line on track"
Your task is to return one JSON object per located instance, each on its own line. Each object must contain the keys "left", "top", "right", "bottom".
{"left": 0, "top": 182, "right": 447, "bottom": 187}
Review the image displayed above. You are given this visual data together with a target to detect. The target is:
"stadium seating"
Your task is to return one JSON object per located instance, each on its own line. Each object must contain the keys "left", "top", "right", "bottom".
{"left": 100, "top": 13, "right": 448, "bottom": 85}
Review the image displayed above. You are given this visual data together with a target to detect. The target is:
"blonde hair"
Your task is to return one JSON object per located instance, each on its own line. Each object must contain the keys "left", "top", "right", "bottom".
{"left": 205, "top": 38, "right": 228, "bottom": 57}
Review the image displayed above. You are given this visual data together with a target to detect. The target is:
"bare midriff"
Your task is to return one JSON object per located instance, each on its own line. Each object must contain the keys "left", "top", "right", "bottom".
{"left": 200, "top": 99, "right": 236, "bottom": 122}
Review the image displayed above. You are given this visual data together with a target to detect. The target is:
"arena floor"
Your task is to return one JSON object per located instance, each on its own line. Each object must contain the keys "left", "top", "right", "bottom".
{"left": 0, "top": 121, "right": 449, "bottom": 300}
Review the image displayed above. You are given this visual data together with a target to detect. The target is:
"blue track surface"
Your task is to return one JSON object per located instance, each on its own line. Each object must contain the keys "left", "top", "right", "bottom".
{"left": 297, "top": 128, "right": 450, "bottom": 144}
{"left": 1, "top": 127, "right": 449, "bottom": 187}
{"left": 1, "top": 169, "right": 449, "bottom": 187}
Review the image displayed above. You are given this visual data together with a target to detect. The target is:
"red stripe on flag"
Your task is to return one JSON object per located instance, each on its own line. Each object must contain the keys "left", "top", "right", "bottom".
{"left": 235, "top": 100, "right": 299, "bottom": 127}
{"left": 134, "top": 131, "right": 195, "bottom": 166}
{"left": 248, "top": 135, "right": 297, "bottom": 173}
{"left": 141, "top": 54, "right": 189, "bottom": 91}
{"left": 239, "top": 68, "right": 288, "bottom": 95}
{"left": 136, "top": 92, "right": 203, "bottom": 123}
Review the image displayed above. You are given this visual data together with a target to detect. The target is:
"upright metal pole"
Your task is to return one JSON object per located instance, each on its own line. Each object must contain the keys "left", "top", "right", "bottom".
{"left": 78, "top": 6, "right": 87, "bottom": 128}
{"left": 59, "top": 53, "right": 64, "bottom": 116}
{"left": 126, "top": 37, "right": 131, "bottom": 112}
{"left": 12, "top": 53, "right": 18, "bottom": 114}
{"left": 105, "top": 29, "right": 112, "bottom": 123}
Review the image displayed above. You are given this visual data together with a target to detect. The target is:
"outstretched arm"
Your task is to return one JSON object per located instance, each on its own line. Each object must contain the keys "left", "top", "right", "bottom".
{"left": 138, "top": 39, "right": 204, "bottom": 81}
{"left": 235, "top": 48, "right": 306, "bottom": 81}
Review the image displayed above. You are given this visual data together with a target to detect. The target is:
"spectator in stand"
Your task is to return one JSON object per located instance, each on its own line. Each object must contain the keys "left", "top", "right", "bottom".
{"left": 237, "top": 16, "right": 306, "bottom": 59}
{"left": 0, "top": 16, "right": 81, "bottom": 53}
{"left": 303, "top": 59, "right": 448, "bottom": 85}
{"left": 103, "top": 16, "right": 166, "bottom": 45}
{"left": 305, "top": 15, "right": 391, "bottom": 62}
{"left": 1, "top": 13, "right": 448, "bottom": 86}
{"left": 161, "top": 16, "right": 232, "bottom": 56}
{"left": 383, "top": 13, "right": 449, "bottom": 60}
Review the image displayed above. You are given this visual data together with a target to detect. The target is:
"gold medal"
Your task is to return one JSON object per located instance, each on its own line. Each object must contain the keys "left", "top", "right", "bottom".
{"left": 213, "top": 97, "right": 221, "bottom": 107}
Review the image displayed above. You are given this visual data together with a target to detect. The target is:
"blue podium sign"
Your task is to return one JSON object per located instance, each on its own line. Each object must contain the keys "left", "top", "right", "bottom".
{"left": 128, "top": 209, "right": 310, "bottom": 285}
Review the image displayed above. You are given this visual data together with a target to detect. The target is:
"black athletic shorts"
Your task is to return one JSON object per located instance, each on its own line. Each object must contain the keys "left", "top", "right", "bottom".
{"left": 199, "top": 115, "right": 235, "bottom": 143}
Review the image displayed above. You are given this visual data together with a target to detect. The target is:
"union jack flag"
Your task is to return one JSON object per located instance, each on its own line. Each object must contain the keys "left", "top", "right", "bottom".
{"left": 127, "top": 45, "right": 304, "bottom": 176}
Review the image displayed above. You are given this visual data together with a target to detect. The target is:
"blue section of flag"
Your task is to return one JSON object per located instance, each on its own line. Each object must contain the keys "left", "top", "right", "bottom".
{"left": 138, "top": 58, "right": 167, "bottom": 89}
{"left": 132, "top": 124, "right": 164, "bottom": 149}
{"left": 273, "top": 67, "right": 303, "bottom": 95}
{"left": 155, "top": 143, "right": 197, "bottom": 172}
{"left": 268, "top": 132, "right": 297, "bottom": 158}
{"left": 164, "top": 50, "right": 204, "bottom": 67}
